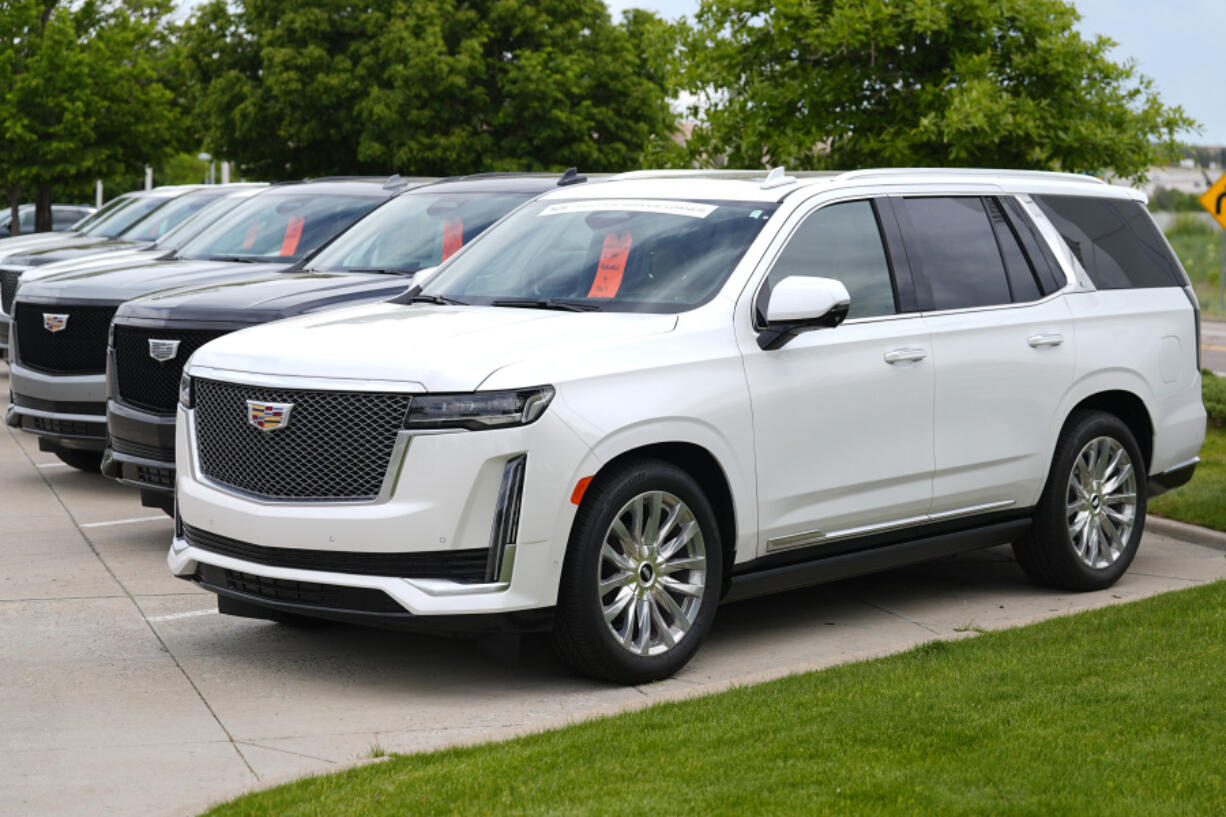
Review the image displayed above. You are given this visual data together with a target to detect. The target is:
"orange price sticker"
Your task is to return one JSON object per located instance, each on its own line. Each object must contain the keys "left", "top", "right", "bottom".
{"left": 588, "top": 232, "right": 632, "bottom": 298}
{"left": 279, "top": 215, "right": 305, "bottom": 256}
{"left": 442, "top": 218, "right": 464, "bottom": 261}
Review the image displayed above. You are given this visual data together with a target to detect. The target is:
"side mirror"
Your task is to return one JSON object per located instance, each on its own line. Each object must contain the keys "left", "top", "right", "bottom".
{"left": 758, "top": 276, "right": 851, "bottom": 350}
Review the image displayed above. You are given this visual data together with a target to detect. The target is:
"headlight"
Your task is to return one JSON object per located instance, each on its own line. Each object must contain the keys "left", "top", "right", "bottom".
{"left": 404, "top": 386, "right": 554, "bottom": 431}
{"left": 178, "top": 372, "right": 194, "bottom": 409}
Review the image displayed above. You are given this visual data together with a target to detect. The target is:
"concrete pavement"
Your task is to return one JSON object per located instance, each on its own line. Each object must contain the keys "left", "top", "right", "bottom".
{"left": 2, "top": 366, "right": 1225, "bottom": 817}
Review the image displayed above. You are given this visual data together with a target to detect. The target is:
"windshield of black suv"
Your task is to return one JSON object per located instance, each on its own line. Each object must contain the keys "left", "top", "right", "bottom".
{"left": 92, "top": 194, "right": 188, "bottom": 238}
{"left": 307, "top": 191, "right": 534, "bottom": 274}
{"left": 122, "top": 188, "right": 230, "bottom": 242}
{"left": 72, "top": 194, "right": 146, "bottom": 236}
{"left": 415, "top": 199, "right": 777, "bottom": 312}
{"left": 174, "top": 188, "right": 382, "bottom": 263}
{"left": 150, "top": 192, "right": 254, "bottom": 251}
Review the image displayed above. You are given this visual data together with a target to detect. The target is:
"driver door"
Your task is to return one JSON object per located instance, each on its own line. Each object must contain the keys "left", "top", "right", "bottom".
{"left": 738, "top": 197, "right": 934, "bottom": 556}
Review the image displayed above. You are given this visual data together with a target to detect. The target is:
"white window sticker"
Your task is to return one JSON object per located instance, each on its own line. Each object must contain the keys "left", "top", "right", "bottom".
{"left": 538, "top": 199, "right": 719, "bottom": 219}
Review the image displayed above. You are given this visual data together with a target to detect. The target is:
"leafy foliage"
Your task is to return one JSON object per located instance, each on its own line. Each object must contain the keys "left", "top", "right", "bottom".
{"left": 178, "top": 0, "right": 678, "bottom": 179}
{"left": 0, "top": 0, "right": 186, "bottom": 228}
{"left": 680, "top": 0, "right": 1197, "bottom": 178}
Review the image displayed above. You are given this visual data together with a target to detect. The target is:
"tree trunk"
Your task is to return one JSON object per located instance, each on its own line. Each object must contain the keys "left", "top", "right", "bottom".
{"left": 5, "top": 184, "right": 20, "bottom": 237}
{"left": 34, "top": 185, "right": 52, "bottom": 232}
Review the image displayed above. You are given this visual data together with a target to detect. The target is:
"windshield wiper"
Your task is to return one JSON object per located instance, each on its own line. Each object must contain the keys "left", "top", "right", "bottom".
{"left": 207, "top": 254, "right": 262, "bottom": 263}
{"left": 408, "top": 293, "right": 468, "bottom": 306}
{"left": 344, "top": 266, "right": 420, "bottom": 275}
{"left": 491, "top": 298, "right": 601, "bottom": 312}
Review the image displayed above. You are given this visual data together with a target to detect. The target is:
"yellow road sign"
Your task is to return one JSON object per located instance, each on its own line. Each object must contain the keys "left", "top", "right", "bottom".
{"left": 1200, "top": 173, "right": 1226, "bottom": 230}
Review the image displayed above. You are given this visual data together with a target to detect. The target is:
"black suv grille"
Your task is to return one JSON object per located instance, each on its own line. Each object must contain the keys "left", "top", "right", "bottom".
{"left": 13, "top": 302, "right": 117, "bottom": 374}
{"left": 197, "top": 564, "right": 406, "bottom": 613}
{"left": 1, "top": 269, "right": 19, "bottom": 313}
{"left": 114, "top": 325, "right": 228, "bottom": 414}
{"left": 193, "top": 379, "right": 413, "bottom": 500}
{"left": 184, "top": 523, "right": 489, "bottom": 581}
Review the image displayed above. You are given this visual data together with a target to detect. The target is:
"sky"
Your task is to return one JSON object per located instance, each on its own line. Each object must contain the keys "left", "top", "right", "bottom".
{"left": 606, "top": 0, "right": 1225, "bottom": 145}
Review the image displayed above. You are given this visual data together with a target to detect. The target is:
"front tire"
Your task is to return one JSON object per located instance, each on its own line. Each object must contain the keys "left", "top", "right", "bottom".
{"left": 551, "top": 459, "right": 723, "bottom": 684}
{"left": 1013, "top": 410, "right": 1146, "bottom": 590}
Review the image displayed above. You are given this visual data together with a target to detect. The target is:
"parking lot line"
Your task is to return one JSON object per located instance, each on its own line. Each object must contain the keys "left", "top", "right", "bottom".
{"left": 79, "top": 515, "right": 170, "bottom": 529}
{"left": 147, "top": 609, "right": 217, "bottom": 622}
{"left": 36, "top": 462, "right": 70, "bottom": 469}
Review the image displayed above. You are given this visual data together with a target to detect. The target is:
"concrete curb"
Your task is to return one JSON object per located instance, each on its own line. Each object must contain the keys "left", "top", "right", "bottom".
{"left": 1146, "top": 515, "right": 1226, "bottom": 551}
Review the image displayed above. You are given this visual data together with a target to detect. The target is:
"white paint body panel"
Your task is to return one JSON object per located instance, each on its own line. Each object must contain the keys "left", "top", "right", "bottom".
{"left": 173, "top": 170, "right": 1206, "bottom": 619}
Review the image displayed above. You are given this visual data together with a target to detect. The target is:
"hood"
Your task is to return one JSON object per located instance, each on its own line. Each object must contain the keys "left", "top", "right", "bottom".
{"left": 190, "top": 302, "right": 678, "bottom": 392}
{"left": 116, "top": 271, "right": 414, "bottom": 326}
{"left": 14, "top": 259, "right": 292, "bottom": 305}
{"left": 14, "top": 239, "right": 152, "bottom": 267}
{"left": 1, "top": 235, "right": 121, "bottom": 266}
{"left": 0, "top": 231, "right": 83, "bottom": 260}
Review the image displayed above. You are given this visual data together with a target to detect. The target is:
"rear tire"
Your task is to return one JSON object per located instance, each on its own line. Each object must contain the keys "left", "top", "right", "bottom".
{"left": 1013, "top": 410, "right": 1146, "bottom": 591}
{"left": 55, "top": 449, "right": 104, "bottom": 473}
{"left": 551, "top": 458, "right": 723, "bottom": 684}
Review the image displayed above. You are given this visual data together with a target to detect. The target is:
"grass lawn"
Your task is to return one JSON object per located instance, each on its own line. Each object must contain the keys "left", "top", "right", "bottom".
{"left": 201, "top": 580, "right": 1226, "bottom": 817}
{"left": 1151, "top": 425, "right": 1226, "bottom": 531}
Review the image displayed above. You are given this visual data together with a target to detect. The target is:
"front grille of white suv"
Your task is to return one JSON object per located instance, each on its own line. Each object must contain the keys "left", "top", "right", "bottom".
{"left": 193, "top": 379, "right": 413, "bottom": 501}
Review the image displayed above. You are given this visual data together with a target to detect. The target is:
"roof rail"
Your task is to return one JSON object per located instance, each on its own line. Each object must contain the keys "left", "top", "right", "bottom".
{"left": 834, "top": 168, "right": 1107, "bottom": 185}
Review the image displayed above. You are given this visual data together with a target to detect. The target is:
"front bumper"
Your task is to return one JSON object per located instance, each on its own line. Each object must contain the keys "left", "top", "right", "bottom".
{"left": 6, "top": 362, "right": 106, "bottom": 450}
{"left": 173, "top": 396, "right": 599, "bottom": 618}
{"left": 102, "top": 398, "right": 176, "bottom": 499}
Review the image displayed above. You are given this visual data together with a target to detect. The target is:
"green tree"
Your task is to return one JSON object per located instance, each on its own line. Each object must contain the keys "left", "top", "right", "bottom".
{"left": 0, "top": 0, "right": 186, "bottom": 233}
{"left": 680, "top": 0, "right": 1197, "bottom": 178}
{"left": 179, "top": 0, "right": 678, "bottom": 178}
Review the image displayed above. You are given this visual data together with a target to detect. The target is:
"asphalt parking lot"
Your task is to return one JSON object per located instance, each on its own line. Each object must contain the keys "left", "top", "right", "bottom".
{"left": 3, "top": 367, "right": 1226, "bottom": 817}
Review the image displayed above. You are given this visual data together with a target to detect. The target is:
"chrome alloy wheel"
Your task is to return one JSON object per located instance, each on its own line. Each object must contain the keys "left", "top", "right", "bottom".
{"left": 1066, "top": 436, "right": 1137, "bottom": 569}
{"left": 598, "top": 490, "right": 707, "bottom": 657}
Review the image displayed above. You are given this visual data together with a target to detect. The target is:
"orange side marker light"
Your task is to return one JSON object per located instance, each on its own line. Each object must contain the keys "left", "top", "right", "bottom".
{"left": 571, "top": 476, "right": 594, "bottom": 505}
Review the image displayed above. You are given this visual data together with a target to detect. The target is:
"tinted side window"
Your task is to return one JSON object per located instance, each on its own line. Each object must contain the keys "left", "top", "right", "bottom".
{"left": 767, "top": 200, "right": 896, "bottom": 320}
{"left": 901, "top": 197, "right": 1012, "bottom": 310}
{"left": 1032, "top": 195, "right": 1183, "bottom": 289}
{"left": 985, "top": 198, "right": 1040, "bottom": 303}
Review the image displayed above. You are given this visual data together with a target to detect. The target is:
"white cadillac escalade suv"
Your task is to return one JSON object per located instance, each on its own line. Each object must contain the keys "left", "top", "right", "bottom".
{"left": 170, "top": 169, "right": 1205, "bottom": 683}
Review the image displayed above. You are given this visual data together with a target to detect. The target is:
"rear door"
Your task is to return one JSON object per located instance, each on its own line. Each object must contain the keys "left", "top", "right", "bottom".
{"left": 897, "top": 195, "right": 1076, "bottom": 515}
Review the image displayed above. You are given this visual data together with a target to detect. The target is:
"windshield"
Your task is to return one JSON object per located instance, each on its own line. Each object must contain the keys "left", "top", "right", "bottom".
{"left": 123, "top": 188, "right": 229, "bottom": 242}
{"left": 151, "top": 190, "right": 259, "bottom": 251}
{"left": 74, "top": 194, "right": 141, "bottom": 235}
{"left": 174, "top": 188, "right": 381, "bottom": 263}
{"left": 417, "top": 199, "right": 777, "bottom": 312}
{"left": 93, "top": 194, "right": 184, "bottom": 238}
{"left": 308, "top": 191, "right": 534, "bottom": 274}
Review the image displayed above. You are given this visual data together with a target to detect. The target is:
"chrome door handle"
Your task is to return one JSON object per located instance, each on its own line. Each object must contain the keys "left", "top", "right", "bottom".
{"left": 884, "top": 347, "right": 927, "bottom": 364}
{"left": 1027, "top": 333, "right": 1065, "bottom": 348}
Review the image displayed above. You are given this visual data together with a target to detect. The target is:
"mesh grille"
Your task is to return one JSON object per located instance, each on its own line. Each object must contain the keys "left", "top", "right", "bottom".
{"left": 186, "top": 523, "right": 489, "bottom": 581}
{"left": 193, "top": 379, "right": 413, "bottom": 500}
{"left": 13, "top": 302, "right": 116, "bottom": 374}
{"left": 1, "top": 269, "right": 19, "bottom": 314}
{"left": 114, "top": 325, "right": 229, "bottom": 414}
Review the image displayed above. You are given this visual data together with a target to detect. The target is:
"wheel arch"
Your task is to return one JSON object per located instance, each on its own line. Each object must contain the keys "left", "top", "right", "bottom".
{"left": 1065, "top": 389, "right": 1154, "bottom": 472}
{"left": 587, "top": 442, "right": 740, "bottom": 594}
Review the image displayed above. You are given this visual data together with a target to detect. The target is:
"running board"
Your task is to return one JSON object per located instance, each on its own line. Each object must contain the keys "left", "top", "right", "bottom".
{"left": 724, "top": 518, "right": 1031, "bottom": 604}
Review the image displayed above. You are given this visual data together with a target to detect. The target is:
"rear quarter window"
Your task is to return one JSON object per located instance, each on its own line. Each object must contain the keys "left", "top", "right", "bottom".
{"left": 1032, "top": 195, "right": 1185, "bottom": 289}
